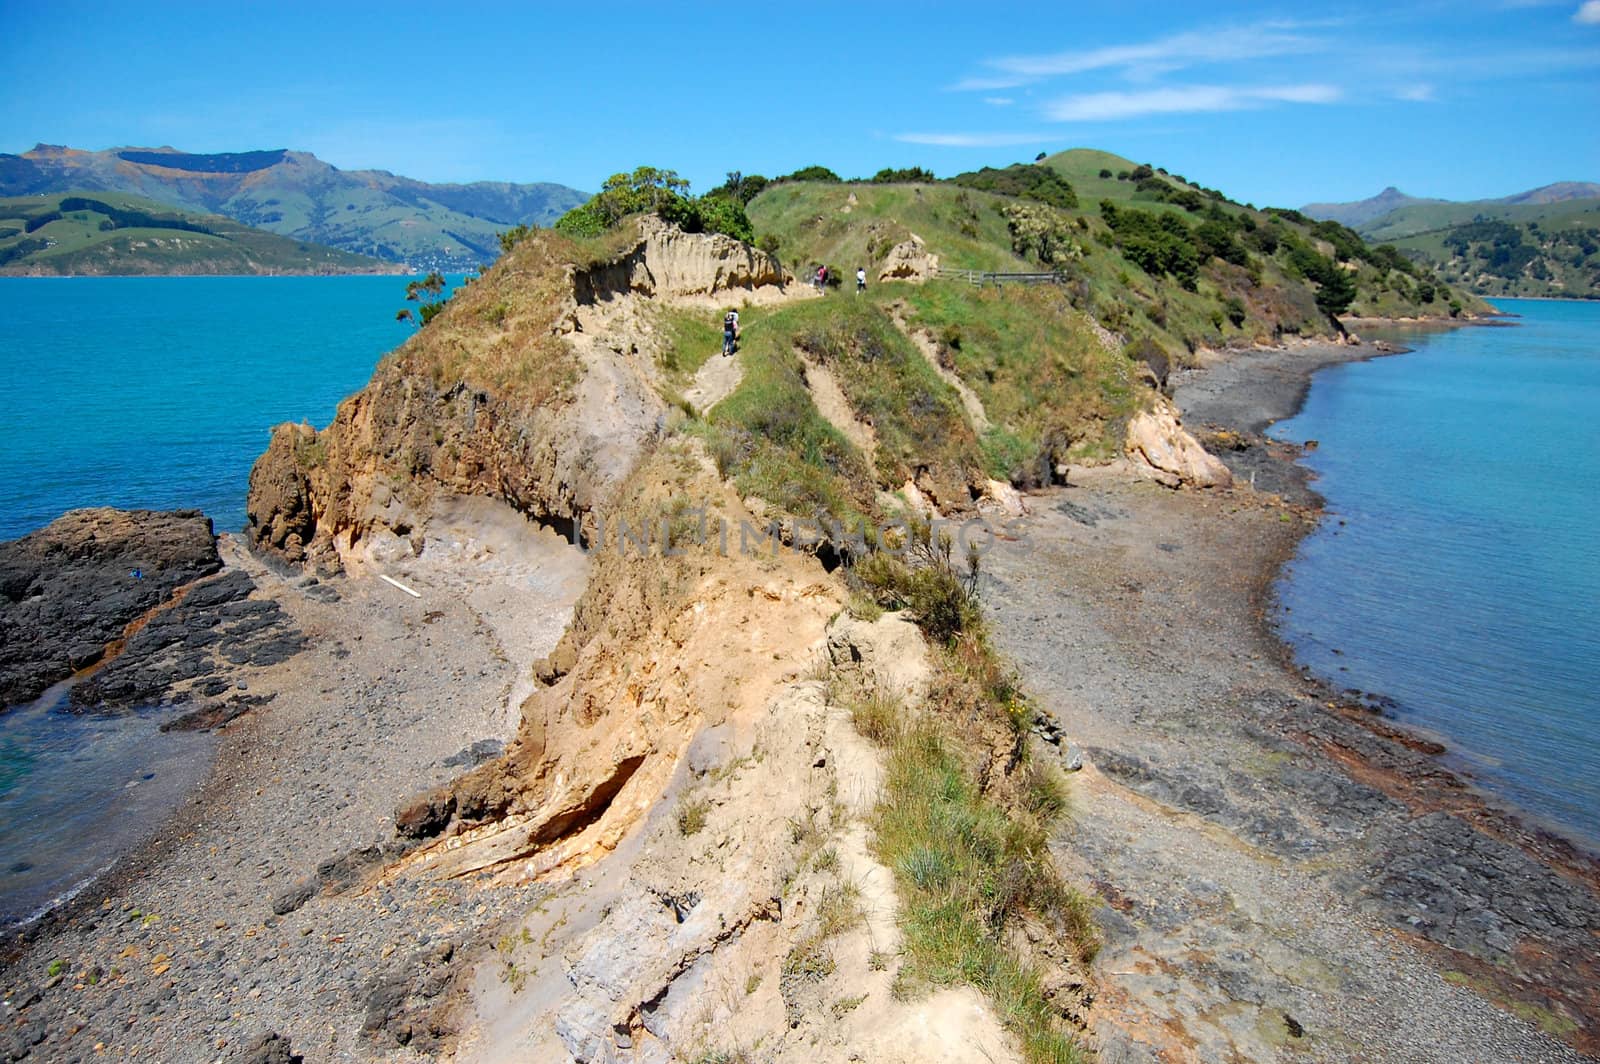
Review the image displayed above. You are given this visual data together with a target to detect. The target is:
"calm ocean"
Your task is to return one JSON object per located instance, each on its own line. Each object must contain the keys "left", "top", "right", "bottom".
{"left": 0, "top": 275, "right": 434, "bottom": 541}
{"left": 1272, "top": 299, "right": 1600, "bottom": 848}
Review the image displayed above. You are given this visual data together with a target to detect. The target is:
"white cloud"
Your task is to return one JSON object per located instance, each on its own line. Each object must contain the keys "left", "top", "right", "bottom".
{"left": 1576, "top": 1, "right": 1600, "bottom": 23}
{"left": 983, "top": 97, "right": 1015, "bottom": 107}
{"left": 951, "top": 22, "right": 1326, "bottom": 91}
{"left": 949, "top": 74, "right": 1033, "bottom": 92}
{"left": 1395, "top": 83, "right": 1437, "bottom": 101}
{"left": 1042, "top": 84, "right": 1341, "bottom": 121}
{"left": 894, "top": 131, "right": 1054, "bottom": 148}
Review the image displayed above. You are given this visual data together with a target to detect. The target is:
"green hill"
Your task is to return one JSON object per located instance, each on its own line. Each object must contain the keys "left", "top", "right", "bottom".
{"left": 0, "top": 145, "right": 588, "bottom": 271}
{"left": 743, "top": 150, "right": 1484, "bottom": 371}
{"left": 0, "top": 191, "right": 398, "bottom": 275}
{"left": 1358, "top": 197, "right": 1600, "bottom": 300}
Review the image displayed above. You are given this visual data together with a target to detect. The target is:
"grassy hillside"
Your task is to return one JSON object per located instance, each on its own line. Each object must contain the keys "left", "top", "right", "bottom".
{"left": 0, "top": 191, "right": 396, "bottom": 275}
{"left": 1360, "top": 197, "right": 1600, "bottom": 299}
{"left": 746, "top": 152, "right": 1485, "bottom": 370}
{"left": 0, "top": 146, "right": 588, "bottom": 271}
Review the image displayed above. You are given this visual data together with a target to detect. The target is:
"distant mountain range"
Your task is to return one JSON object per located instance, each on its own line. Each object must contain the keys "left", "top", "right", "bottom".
{"left": 0, "top": 145, "right": 588, "bottom": 271}
{"left": 1301, "top": 182, "right": 1600, "bottom": 300}
{"left": 0, "top": 191, "right": 400, "bottom": 276}
{"left": 1302, "top": 182, "right": 1600, "bottom": 228}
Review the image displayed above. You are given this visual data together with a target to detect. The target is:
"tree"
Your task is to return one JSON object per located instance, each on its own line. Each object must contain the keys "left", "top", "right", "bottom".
{"left": 1003, "top": 203, "right": 1082, "bottom": 266}
{"left": 777, "top": 165, "right": 842, "bottom": 183}
{"left": 710, "top": 171, "right": 769, "bottom": 205}
{"left": 397, "top": 272, "right": 448, "bottom": 328}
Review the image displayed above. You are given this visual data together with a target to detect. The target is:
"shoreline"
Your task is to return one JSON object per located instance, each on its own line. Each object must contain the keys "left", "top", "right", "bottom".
{"left": 1179, "top": 334, "right": 1598, "bottom": 863}
{"left": 0, "top": 514, "right": 589, "bottom": 1060}
{"left": 979, "top": 330, "right": 1599, "bottom": 1058}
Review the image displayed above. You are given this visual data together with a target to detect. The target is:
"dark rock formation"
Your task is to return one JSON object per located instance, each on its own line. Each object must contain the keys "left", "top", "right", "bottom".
{"left": 69, "top": 568, "right": 305, "bottom": 714}
{"left": 0, "top": 508, "right": 220, "bottom": 708}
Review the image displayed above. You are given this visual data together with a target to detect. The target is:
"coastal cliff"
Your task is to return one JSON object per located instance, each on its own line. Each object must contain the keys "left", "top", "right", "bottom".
{"left": 7, "top": 163, "right": 1591, "bottom": 1064}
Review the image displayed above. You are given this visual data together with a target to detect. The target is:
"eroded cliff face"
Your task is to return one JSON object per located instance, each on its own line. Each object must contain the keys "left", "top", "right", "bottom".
{"left": 573, "top": 215, "right": 791, "bottom": 305}
{"left": 245, "top": 217, "right": 789, "bottom": 574}
{"left": 240, "top": 219, "right": 1075, "bottom": 1061}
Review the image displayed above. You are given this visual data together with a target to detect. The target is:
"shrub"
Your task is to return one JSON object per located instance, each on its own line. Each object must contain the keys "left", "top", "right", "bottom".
{"left": 1224, "top": 296, "right": 1247, "bottom": 327}
{"left": 709, "top": 171, "right": 769, "bottom": 205}
{"left": 951, "top": 164, "right": 1078, "bottom": 210}
{"left": 677, "top": 796, "right": 709, "bottom": 836}
{"left": 852, "top": 516, "right": 981, "bottom": 646}
{"left": 1101, "top": 202, "right": 1200, "bottom": 289}
{"left": 778, "top": 164, "right": 842, "bottom": 183}
{"left": 497, "top": 223, "right": 535, "bottom": 253}
{"left": 553, "top": 164, "right": 754, "bottom": 243}
{"left": 1003, "top": 202, "right": 1081, "bottom": 266}
{"left": 872, "top": 166, "right": 936, "bottom": 183}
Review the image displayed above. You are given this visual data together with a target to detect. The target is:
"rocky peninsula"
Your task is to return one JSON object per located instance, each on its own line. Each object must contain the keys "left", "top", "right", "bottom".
{"left": 0, "top": 186, "right": 1594, "bottom": 1064}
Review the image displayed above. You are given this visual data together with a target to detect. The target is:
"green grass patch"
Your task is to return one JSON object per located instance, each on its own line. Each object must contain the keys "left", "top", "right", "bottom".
{"left": 653, "top": 304, "right": 723, "bottom": 378}
{"left": 873, "top": 719, "right": 1093, "bottom": 1064}
{"left": 834, "top": 546, "right": 1098, "bottom": 1063}
{"left": 695, "top": 304, "right": 876, "bottom": 528}
{"left": 788, "top": 296, "right": 980, "bottom": 488}
{"left": 898, "top": 282, "right": 1137, "bottom": 465}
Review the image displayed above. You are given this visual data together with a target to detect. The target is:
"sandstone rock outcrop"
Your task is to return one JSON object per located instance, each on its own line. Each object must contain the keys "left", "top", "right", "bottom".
{"left": 248, "top": 222, "right": 814, "bottom": 888}
{"left": 1124, "top": 400, "right": 1233, "bottom": 489}
{"left": 246, "top": 218, "right": 794, "bottom": 575}
{"left": 573, "top": 215, "right": 788, "bottom": 304}
{"left": 0, "top": 508, "right": 220, "bottom": 707}
{"left": 876, "top": 235, "right": 939, "bottom": 282}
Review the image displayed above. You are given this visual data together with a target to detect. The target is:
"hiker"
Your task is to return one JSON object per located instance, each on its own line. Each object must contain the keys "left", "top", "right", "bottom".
{"left": 856, "top": 266, "right": 866, "bottom": 294}
{"left": 722, "top": 308, "right": 740, "bottom": 356}
{"left": 815, "top": 264, "right": 827, "bottom": 293}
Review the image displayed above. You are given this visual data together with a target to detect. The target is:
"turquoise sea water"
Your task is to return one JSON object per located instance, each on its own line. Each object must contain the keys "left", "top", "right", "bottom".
{"left": 0, "top": 275, "right": 430, "bottom": 924}
{"left": 0, "top": 275, "right": 432, "bottom": 540}
{"left": 1272, "top": 299, "right": 1600, "bottom": 848}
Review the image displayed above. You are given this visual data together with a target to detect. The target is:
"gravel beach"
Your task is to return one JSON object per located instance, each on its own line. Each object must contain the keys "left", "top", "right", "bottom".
{"left": 982, "top": 340, "right": 1599, "bottom": 1061}
{"left": 0, "top": 507, "right": 586, "bottom": 1062}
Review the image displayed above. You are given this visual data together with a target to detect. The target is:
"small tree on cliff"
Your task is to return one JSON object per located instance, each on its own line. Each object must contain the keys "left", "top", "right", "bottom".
{"left": 396, "top": 271, "right": 448, "bottom": 328}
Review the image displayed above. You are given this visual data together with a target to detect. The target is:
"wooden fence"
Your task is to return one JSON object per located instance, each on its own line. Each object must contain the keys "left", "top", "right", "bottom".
{"left": 931, "top": 267, "right": 1066, "bottom": 287}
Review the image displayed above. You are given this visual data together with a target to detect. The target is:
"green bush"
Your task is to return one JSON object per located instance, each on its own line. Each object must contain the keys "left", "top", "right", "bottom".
{"left": 553, "top": 164, "right": 753, "bottom": 243}
{"left": 951, "top": 164, "right": 1078, "bottom": 210}
{"left": 872, "top": 166, "right": 936, "bottom": 184}
{"left": 778, "top": 164, "right": 842, "bottom": 183}
{"left": 1101, "top": 201, "right": 1199, "bottom": 289}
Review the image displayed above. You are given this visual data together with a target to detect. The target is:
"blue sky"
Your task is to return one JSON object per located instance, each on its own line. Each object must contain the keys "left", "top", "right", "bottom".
{"left": 2, "top": 1, "right": 1595, "bottom": 207}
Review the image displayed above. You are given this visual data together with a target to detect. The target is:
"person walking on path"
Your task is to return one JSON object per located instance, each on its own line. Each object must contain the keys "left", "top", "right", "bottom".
{"left": 815, "top": 265, "right": 827, "bottom": 294}
{"left": 856, "top": 266, "right": 866, "bottom": 295}
{"left": 722, "top": 308, "right": 740, "bottom": 356}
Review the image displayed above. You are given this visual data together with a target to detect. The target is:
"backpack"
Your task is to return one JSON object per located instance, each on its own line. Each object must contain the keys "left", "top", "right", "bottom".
{"left": 724, "top": 312, "right": 737, "bottom": 328}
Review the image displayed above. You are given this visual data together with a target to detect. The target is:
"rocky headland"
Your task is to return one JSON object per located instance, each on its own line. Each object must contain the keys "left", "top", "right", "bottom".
{"left": 0, "top": 198, "right": 1594, "bottom": 1064}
